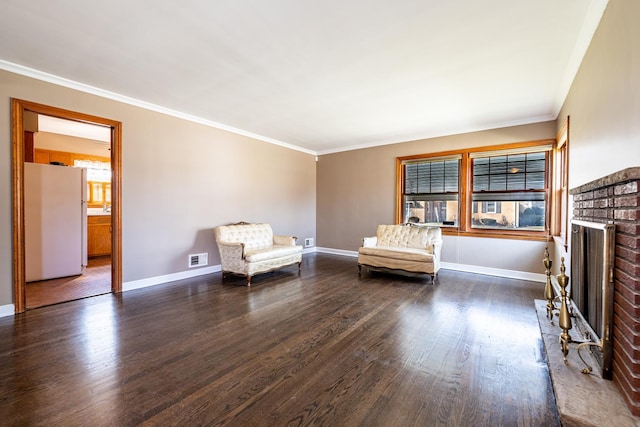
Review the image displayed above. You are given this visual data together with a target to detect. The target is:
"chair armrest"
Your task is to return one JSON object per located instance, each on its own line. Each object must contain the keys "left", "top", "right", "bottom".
{"left": 362, "top": 236, "right": 377, "bottom": 247}
{"left": 431, "top": 240, "right": 443, "bottom": 258}
{"left": 217, "top": 241, "right": 246, "bottom": 260}
{"left": 273, "top": 235, "right": 297, "bottom": 246}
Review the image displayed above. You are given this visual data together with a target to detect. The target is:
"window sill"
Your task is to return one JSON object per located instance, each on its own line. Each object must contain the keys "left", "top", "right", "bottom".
{"left": 441, "top": 228, "right": 552, "bottom": 242}
{"left": 552, "top": 235, "right": 569, "bottom": 254}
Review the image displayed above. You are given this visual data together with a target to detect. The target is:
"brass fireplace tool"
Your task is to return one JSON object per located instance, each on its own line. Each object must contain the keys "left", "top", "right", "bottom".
{"left": 557, "top": 257, "right": 572, "bottom": 364}
{"left": 556, "top": 257, "right": 599, "bottom": 373}
{"left": 543, "top": 248, "right": 557, "bottom": 322}
{"left": 542, "top": 249, "right": 573, "bottom": 363}
{"left": 542, "top": 249, "right": 601, "bottom": 374}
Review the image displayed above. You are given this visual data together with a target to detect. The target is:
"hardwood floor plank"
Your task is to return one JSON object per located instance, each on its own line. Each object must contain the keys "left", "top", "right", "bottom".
{"left": 0, "top": 254, "right": 560, "bottom": 426}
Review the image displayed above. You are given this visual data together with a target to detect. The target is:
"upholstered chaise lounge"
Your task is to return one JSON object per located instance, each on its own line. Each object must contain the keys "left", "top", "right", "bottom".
{"left": 358, "top": 224, "right": 443, "bottom": 283}
{"left": 214, "top": 222, "right": 303, "bottom": 286}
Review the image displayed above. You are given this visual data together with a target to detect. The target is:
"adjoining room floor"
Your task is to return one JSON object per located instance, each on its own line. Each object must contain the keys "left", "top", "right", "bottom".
{"left": 2, "top": 253, "right": 560, "bottom": 426}
{"left": 25, "top": 256, "right": 111, "bottom": 309}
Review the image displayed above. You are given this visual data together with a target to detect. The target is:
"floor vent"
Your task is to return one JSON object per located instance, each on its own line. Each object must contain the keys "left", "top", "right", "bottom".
{"left": 188, "top": 253, "right": 208, "bottom": 268}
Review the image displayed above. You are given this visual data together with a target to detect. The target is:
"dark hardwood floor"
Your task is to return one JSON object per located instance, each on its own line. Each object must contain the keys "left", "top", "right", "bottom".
{"left": 0, "top": 253, "right": 560, "bottom": 426}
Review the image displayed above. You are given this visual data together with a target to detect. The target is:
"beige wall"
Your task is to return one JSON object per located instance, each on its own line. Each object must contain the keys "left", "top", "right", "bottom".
{"left": 551, "top": 0, "right": 640, "bottom": 267}
{"left": 558, "top": 0, "right": 640, "bottom": 188}
{"left": 0, "top": 69, "right": 316, "bottom": 307}
{"left": 317, "top": 121, "right": 556, "bottom": 274}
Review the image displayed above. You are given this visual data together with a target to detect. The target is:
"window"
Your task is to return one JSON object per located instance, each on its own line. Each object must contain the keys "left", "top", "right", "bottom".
{"left": 74, "top": 159, "right": 112, "bottom": 208}
{"left": 474, "top": 201, "right": 500, "bottom": 214}
{"left": 87, "top": 181, "right": 111, "bottom": 207}
{"left": 74, "top": 159, "right": 111, "bottom": 182}
{"left": 396, "top": 140, "right": 554, "bottom": 239}
{"left": 402, "top": 156, "right": 460, "bottom": 226}
{"left": 471, "top": 150, "right": 548, "bottom": 231}
{"left": 553, "top": 117, "right": 570, "bottom": 250}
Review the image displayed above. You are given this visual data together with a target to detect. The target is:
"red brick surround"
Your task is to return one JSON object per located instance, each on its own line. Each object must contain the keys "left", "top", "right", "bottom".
{"left": 570, "top": 167, "right": 640, "bottom": 415}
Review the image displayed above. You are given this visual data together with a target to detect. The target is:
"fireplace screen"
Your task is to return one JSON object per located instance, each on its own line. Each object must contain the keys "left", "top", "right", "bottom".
{"left": 570, "top": 220, "right": 615, "bottom": 379}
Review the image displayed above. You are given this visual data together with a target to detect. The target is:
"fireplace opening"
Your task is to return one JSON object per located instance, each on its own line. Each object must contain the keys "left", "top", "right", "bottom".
{"left": 570, "top": 219, "right": 615, "bottom": 379}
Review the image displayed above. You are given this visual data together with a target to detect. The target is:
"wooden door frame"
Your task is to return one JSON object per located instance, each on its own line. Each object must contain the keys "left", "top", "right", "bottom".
{"left": 12, "top": 99, "right": 122, "bottom": 313}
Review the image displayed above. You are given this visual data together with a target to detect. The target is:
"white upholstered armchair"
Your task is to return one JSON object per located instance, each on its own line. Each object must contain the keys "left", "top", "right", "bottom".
{"left": 214, "top": 222, "right": 303, "bottom": 286}
{"left": 358, "top": 224, "right": 443, "bottom": 283}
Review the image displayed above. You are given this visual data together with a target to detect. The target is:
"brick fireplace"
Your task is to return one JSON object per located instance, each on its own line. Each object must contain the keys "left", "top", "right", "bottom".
{"left": 570, "top": 167, "right": 640, "bottom": 415}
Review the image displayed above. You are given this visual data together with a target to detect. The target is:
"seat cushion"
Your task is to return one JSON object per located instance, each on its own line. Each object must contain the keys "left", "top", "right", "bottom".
{"left": 358, "top": 246, "right": 434, "bottom": 262}
{"left": 245, "top": 245, "right": 302, "bottom": 262}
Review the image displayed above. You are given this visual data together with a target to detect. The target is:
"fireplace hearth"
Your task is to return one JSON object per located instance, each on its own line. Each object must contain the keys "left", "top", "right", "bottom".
{"left": 535, "top": 299, "right": 638, "bottom": 426}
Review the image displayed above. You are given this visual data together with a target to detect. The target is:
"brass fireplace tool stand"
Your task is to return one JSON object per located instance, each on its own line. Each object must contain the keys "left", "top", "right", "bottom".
{"left": 556, "top": 258, "right": 573, "bottom": 364}
{"left": 542, "top": 248, "right": 599, "bottom": 374}
{"left": 543, "top": 248, "right": 558, "bottom": 322}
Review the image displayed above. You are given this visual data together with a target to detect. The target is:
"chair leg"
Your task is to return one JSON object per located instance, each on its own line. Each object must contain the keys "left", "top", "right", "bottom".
{"left": 297, "top": 261, "right": 302, "bottom": 275}
{"left": 358, "top": 264, "right": 362, "bottom": 277}
{"left": 247, "top": 275, "right": 252, "bottom": 286}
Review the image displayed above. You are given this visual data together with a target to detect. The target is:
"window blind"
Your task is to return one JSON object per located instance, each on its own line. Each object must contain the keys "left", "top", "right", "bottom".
{"left": 405, "top": 158, "right": 459, "bottom": 195}
{"left": 472, "top": 152, "right": 546, "bottom": 193}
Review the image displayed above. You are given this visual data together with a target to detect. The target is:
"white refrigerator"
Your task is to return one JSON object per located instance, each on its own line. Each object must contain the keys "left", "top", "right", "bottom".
{"left": 24, "top": 162, "right": 88, "bottom": 282}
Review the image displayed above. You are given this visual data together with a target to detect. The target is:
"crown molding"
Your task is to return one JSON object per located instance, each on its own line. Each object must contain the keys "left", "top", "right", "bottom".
{"left": 0, "top": 59, "right": 316, "bottom": 156}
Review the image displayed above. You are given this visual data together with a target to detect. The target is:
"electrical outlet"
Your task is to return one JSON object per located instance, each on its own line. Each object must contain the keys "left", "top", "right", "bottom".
{"left": 304, "top": 238, "right": 314, "bottom": 248}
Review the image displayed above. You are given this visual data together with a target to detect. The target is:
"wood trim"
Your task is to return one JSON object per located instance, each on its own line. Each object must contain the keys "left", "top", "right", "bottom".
{"left": 440, "top": 228, "right": 552, "bottom": 242}
{"left": 551, "top": 116, "right": 570, "bottom": 251}
{"left": 12, "top": 100, "right": 26, "bottom": 313}
{"left": 546, "top": 150, "right": 552, "bottom": 233}
{"left": 459, "top": 153, "right": 470, "bottom": 231}
{"left": 556, "top": 118, "right": 569, "bottom": 150}
{"left": 398, "top": 148, "right": 467, "bottom": 163}
{"left": 396, "top": 139, "right": 555, "bottom": 163}
{"left": 465, "top": 139, "right": 555, "bottom": 155}
{"left": 11, "top": 99, "right": 123, "bottom": 313}
{"left": 395, "top": 157, "right": 403, "bottom": 223}
{"left": 111, "top": 121, "right": 123, "bottom": 293}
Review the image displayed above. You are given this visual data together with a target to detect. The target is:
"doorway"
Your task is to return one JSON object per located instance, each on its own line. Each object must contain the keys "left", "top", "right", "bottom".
{"left": 12, "top": 99, "right": 122, "bottom": 313}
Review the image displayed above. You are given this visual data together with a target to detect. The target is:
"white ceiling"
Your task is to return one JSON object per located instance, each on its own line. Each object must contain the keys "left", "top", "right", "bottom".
{"left": 0, "top": 0, "right": 608, "bottom": 154}
{"left": 38, "top": 115, "right": 111, "bottom": 143}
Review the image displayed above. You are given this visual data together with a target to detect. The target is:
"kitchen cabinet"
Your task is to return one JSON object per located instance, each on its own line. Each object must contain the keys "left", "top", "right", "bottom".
{"left": 88, "top": 215, "right": 111, "bottom": 257}
{"left": 34, "top": 149, "right": 72, "bottom": 166}
{"left": 34, "top": 148, "right": 109, "bottom": 166}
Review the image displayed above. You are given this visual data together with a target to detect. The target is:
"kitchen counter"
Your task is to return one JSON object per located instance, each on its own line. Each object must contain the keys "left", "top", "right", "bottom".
{"left": 87, "top": 208, "right": 111, "bottom": 216}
